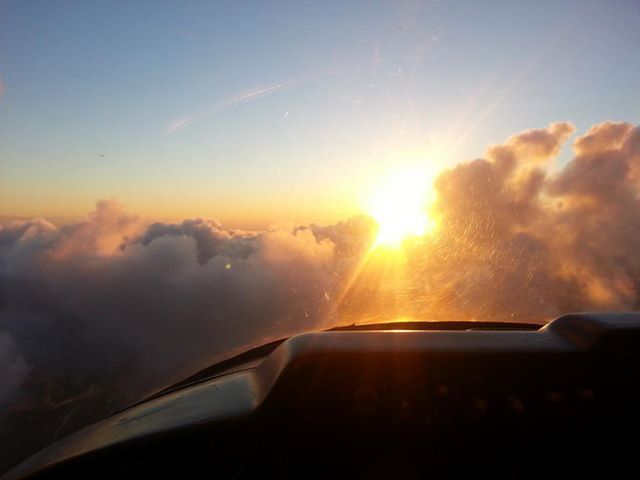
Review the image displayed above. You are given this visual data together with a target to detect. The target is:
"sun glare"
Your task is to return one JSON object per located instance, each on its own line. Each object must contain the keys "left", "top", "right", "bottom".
{"left": 368, "top": 168, "right": 438, "bottom": 247}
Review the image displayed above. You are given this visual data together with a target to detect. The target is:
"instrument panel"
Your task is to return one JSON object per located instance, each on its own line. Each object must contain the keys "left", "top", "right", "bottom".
{"left": 5, "top": 313, "right": 640, "bottom": 479}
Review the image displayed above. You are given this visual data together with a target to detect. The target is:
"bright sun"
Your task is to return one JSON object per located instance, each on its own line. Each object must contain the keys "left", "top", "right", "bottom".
{"left": 368, "top": 168, "right": 438, "bottom": 247}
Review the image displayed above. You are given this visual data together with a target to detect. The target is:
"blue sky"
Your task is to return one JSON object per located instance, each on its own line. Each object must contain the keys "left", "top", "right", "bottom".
{"left": 1, "top": 0, "right": 639, "bottom": 226}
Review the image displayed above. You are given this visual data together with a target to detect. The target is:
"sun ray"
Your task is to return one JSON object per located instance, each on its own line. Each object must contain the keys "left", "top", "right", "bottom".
{"left": 321, "top": 165, "right": 442, "bottom": 329}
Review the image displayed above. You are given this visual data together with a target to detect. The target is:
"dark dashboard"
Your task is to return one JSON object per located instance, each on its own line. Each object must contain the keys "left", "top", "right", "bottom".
{"left": 4, "top": 313, "right": 640, "bottom": 479}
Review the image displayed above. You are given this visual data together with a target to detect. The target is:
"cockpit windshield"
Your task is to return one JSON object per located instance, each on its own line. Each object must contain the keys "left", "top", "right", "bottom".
{"left": 1, "top": 0, "right": 639, "bottom": 474}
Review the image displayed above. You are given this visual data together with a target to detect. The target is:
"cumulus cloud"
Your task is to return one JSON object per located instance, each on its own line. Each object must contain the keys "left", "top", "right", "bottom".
{"left": 401, "top": 120, "right": 640, "bottom": 320}
{"left": 0, "top": 203, "right": 365, "bottom": 471}
{"left": 2, "top": 120, "right": 640, "bottom": 472}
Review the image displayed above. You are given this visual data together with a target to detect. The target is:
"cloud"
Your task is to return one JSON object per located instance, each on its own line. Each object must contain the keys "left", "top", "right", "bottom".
{"left": 0, "top": 332, "right": 28, "bottom": 405}
{"left": 2, "top": 120, "right": 640, "bottom": 472}
{"left": 406, "top": 120, "right": 640, "bottom": 320}
{"left": 0, "top": 202, "right": 364, "bottom": 470}
{"left": 486, "top": 121, "right": 576, "bottom": 168}
{"left": 167, "top": 79, "right": 301, "bottom": 134}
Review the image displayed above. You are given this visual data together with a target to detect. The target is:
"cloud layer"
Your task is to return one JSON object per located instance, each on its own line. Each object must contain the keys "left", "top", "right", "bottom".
{"left": 2, "top": 120, "right": 640, "bottom": 471}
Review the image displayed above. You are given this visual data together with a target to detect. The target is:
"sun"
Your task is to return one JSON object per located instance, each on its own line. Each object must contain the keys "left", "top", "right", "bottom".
{"left": 368, "top": 168, "right": 438, "bottom": 247}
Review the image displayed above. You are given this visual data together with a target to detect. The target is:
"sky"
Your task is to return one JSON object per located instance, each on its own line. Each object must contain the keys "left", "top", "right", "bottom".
{"left": 1, "top": 0, "right": 639, "bottom": 227}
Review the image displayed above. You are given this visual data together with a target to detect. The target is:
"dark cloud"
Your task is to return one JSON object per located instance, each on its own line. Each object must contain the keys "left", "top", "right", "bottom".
{"left": 2, "top": 121, "right": 640, "bottom": 472}
{"left": 0, "top": 332, "right": 28, "bottom": 405}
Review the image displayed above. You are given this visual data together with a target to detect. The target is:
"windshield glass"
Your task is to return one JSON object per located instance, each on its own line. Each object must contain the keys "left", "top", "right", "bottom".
{"left": 1, "top": 0, "right": 639, "bottom": 473}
